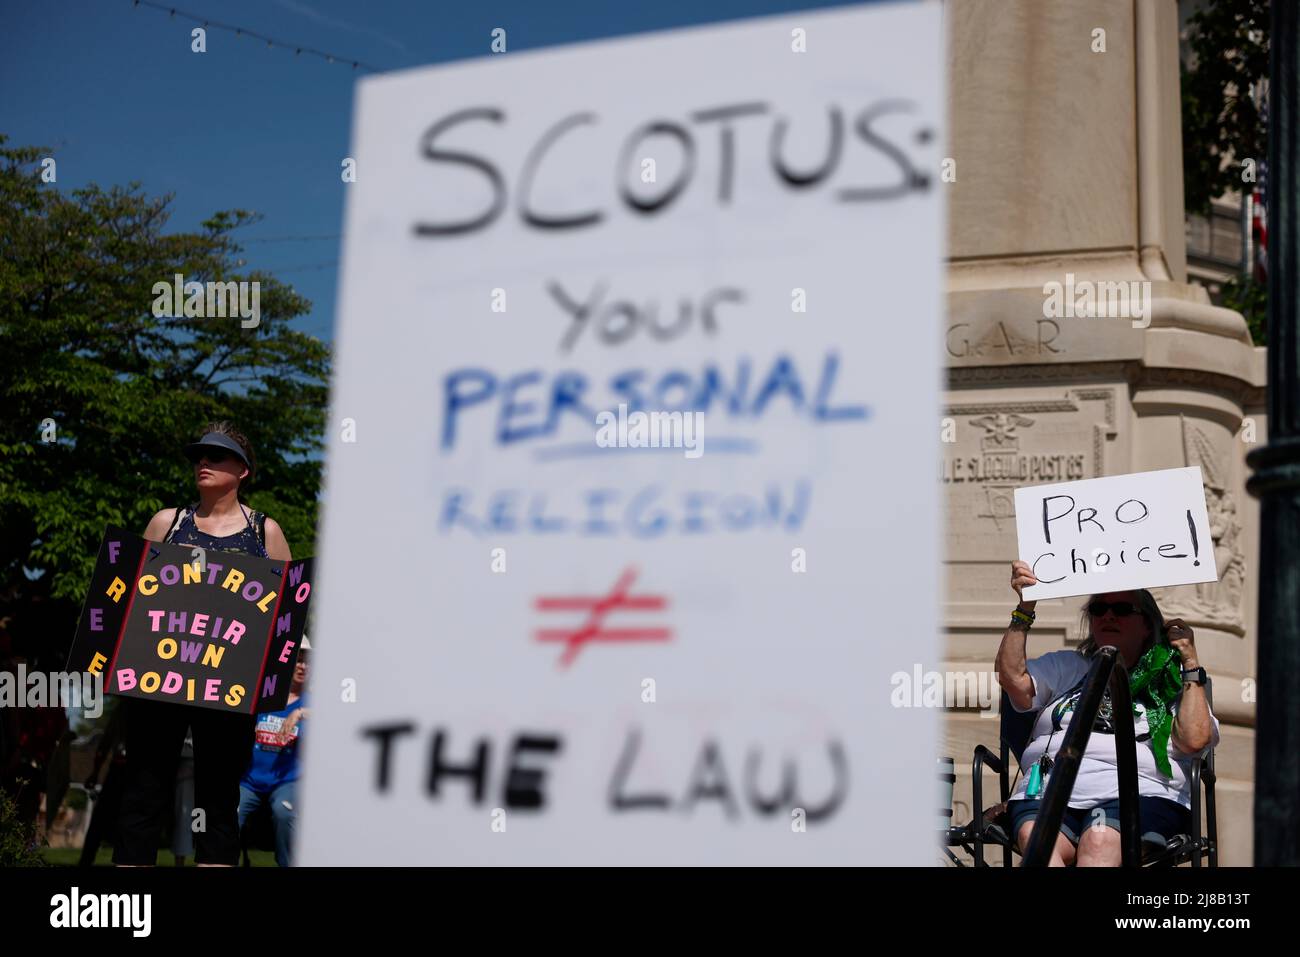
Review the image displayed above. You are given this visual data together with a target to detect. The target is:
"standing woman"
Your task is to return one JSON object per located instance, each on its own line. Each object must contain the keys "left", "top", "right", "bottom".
{"left": 113, "top": 422, "right": 292, "bottom": 866}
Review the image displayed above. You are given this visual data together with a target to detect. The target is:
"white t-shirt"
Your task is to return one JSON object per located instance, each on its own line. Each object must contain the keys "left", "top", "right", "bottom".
{"left": 1008, "top": 650, "right": 1219, "bottom": 809}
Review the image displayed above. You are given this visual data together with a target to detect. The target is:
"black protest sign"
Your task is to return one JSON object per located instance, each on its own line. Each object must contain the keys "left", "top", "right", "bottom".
{"left": 66, "top": 527, "right": 314, "bottom": 714}
{"left": 68, "top": 530, "right": 148, "bottom": 678}
{"left": 256, "top": 556, "right": 313, "bottom": 711}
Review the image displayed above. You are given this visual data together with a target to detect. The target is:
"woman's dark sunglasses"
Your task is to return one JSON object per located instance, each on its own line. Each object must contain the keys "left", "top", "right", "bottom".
{"left": 187, "top": 449, "right": 231, "bottom": 465}
{"left": 1087, "top": 600, "right": 1139, "bottom": 618}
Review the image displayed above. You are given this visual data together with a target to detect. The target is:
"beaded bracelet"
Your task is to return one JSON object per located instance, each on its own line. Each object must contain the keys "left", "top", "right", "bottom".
{"left": 1009, "top": 607, "right": 1035, "bottom": 629}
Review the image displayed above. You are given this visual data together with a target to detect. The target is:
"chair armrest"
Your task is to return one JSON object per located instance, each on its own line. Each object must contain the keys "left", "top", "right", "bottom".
{"left": 970, "top": 745, "right": 1005, "bottom": 866}
{"left": 973, "top": 745, "right": 1003, "bottom": 776}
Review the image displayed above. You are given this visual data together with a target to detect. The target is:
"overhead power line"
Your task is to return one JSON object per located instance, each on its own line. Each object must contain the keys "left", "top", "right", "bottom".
{"left": 255, "top": 260, "right": 340, "bottom": 274}
{"left": 240, "top": 234, "right": 342, "bottom": 244}
{"left": 129, "top": 0, "right": 387, "bottom": 73}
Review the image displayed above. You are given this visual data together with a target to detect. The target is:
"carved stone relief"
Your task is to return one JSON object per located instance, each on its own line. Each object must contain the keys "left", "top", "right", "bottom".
{"left": 1162, "top": 415, "right": 1247, "bottom": 634}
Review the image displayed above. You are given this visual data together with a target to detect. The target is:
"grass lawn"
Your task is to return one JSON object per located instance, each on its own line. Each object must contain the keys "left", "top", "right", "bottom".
{"left": 39, "top": 846, "right": 279, "bottom": 867}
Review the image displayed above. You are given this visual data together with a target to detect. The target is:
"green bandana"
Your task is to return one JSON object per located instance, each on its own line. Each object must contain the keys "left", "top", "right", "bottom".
{"left": 1125, "top": 640, "right": 1185, "bottom": 777}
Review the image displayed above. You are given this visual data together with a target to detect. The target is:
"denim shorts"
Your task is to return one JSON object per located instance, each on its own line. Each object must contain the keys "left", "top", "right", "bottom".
{"left": 1007, "top": 796, "right": 1190, "bottom": 848}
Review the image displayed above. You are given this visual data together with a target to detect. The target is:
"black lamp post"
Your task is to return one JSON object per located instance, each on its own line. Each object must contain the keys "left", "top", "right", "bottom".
{"left": 1247, "top": 0, "right": 1300, "bottom": 867}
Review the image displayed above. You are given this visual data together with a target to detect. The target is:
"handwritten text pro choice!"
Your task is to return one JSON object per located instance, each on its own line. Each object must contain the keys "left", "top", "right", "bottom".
{"left": 1027, "top": 494, "right": 1204, "bottom": 585}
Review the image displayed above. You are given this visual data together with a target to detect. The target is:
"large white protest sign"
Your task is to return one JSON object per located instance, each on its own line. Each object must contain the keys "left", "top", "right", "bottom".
{"left": 302, "top": 3, "right": 943, "bottom": 864}
{"left": 1015, "top": 467, "right": 1219, "bottom": 602}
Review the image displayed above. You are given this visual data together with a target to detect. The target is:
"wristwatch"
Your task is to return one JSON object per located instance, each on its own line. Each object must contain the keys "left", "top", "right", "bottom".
{"left": 1181, "top": 666, "right": 1207, "bottom": 686}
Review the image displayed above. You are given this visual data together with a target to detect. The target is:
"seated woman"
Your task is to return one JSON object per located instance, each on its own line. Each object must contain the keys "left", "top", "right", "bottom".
{"left": 995, "top": 561, "right": 1219, "bottom": 866}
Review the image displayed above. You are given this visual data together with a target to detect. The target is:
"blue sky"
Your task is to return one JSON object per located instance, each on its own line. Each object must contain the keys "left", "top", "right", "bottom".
{"left": 1, "top": 0, "right": 885, "bottom": 342}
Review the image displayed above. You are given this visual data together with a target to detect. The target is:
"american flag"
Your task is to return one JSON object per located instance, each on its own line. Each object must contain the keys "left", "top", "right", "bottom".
{"left": 1253, "top": 98, "right": 1269, "bottom": 283}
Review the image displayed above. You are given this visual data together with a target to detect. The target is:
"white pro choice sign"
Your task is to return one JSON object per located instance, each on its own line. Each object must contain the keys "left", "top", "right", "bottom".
{"left": 1015, "top": 467, "right": 1220, "bottom": 602}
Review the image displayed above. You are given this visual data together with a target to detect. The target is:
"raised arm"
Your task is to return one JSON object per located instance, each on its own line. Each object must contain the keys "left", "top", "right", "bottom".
{"left": 1168, "top": 619, "right": 1214, "bottom": 754}
{"left": 994, "top": 560, "right": 1038, "bottom": 711}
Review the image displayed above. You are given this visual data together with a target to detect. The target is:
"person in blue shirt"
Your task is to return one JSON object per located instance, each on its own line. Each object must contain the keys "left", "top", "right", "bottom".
{"left": 238, "top": 638, "right": 310, "bottom": 866}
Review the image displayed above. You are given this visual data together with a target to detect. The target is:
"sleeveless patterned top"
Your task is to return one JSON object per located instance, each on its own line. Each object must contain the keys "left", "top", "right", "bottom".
{"left": 164, "top": 503, "right": 269, "bottom": 558}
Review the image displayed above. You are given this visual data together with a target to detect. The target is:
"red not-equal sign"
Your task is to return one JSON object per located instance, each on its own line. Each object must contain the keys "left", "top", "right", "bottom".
{"left": 534, "top": 566, "right": 671, "bottom": 668}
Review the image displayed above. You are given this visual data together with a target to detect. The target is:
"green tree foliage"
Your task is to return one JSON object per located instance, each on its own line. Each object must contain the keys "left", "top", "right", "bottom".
{"left": 0, "top": 788, "right": 47, "bottom": 867}
{"left": 1181, "top": 0, "right": 1270, "bottom": 218}
{"left": 0, "top": 138, "right": 329, "bottom": 658}
{"left": 1220, "top": 274, "right": 1268, "bottom": 347}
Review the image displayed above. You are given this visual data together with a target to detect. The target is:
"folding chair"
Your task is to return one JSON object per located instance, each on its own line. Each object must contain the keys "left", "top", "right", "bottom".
{"left": 941, "top": 691, "right": 1033, "bottom": 866}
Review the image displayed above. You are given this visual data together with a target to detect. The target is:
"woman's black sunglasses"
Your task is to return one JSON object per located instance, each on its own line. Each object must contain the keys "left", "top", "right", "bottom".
{"left": 186, "top": 449, "right": 231, "bottom": 465}
{"left": 1087, "top": 600, "right": 1140, "bottom": 618}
